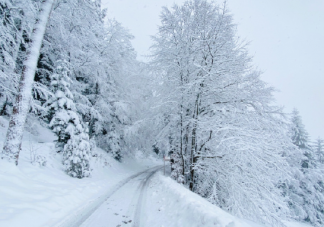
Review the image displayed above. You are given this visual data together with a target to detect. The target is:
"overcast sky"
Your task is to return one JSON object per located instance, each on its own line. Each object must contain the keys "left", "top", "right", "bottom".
{"left": 102, "top": 0, "right": 324, "bottom": 140}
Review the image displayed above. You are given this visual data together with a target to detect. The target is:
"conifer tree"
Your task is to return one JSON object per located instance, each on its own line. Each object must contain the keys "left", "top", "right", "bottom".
{"left": 47, "top": 60, "right": 91, "bottom": 178}
{"left": 47, "top": 61, "right": 74, "bottom": 151}
{"left": 291, "top": 108, "right": 310, "bottom": 150}
{"left": 290, "top": 108, "right": 314, "bottom": 168}
{"left": 283, "top": 109, "right": 324, "bottom": 226}
{"left": 62, "top": 117, "right": 91, "bottom": 178}
{"left": 313, "top": 137, "right": 324, "bottom": 163}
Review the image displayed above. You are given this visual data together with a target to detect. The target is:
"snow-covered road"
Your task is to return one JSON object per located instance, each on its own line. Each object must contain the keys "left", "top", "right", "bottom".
{"left": 56, "top": 166, "right": 162, "bottom": 227}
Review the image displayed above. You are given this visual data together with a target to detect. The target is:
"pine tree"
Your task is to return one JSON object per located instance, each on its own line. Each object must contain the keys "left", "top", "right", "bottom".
{"left": 47, "top": 61, "right": 91, "bottom": 178}
{"left": 283, "top": 109, "right": 324, "bottom": 226}
{"left": 47, "top": 61, "right": 75, "bottom": 151}
{"left": 291, "top": 108, "right": 310, "bottom": 150}
{"left": 313, "top": 137, "right": 324, "bottom": 163}
{"left": 63, "top": 116, "right": 91, "bottom": 178}
{"left": 290, "top": 108, "right": 313, "bottom": 168}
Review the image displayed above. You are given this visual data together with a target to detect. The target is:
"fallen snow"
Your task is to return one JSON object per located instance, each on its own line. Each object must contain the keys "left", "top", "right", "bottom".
{"left": 0, "top": 116, "right": 314, "bottom": 227}
{"left": 144, "top": 172, "right": 263, "bottom": 227}
{"left": 144, "top": 172, "right": 314, "bottom": 227}
{"left": 0, "top": 116, "right": 160, "bottom": 227}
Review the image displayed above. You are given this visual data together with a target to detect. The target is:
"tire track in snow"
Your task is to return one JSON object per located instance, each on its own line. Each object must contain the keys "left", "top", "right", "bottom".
{"left": 52, "top": 165, "right": 162, "bottom": 227}
{"left": 132, "top": 167, "right": 161, "bottom": 227}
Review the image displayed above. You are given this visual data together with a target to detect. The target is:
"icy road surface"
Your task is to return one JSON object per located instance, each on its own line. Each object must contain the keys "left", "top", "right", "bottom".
{"left": 55, "top": 166, "right": 163, "bottom": 227}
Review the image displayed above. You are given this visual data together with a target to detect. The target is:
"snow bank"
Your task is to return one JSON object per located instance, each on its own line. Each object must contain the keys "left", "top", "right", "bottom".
{"left": 144, "top": 172, "right": 261, "bottom": 227}
{"left": 0, "top": 116, "right": 160, "bottom": 227}
{"left": 0, "top": 116, "right": 311, "bottom": 227}
{"left": 145, "top": 173, "right": 313, "bottom": 227}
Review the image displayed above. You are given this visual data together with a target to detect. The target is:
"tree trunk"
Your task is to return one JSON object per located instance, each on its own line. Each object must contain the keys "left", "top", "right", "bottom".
{"left": 189, "top": 93, "right": 199, "bottom": 191}
{"left": 2, "top": 0, "right": 55, "bottom": 165}
{"left": 0, "top": 97, "right": 8, "bottom": 116}
{"left": 180, "top": 104, "right": 185, "bottom": 177}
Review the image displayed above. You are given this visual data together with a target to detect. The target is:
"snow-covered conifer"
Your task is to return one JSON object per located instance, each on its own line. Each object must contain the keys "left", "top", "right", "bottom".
{"left": 47, "top": 61, "right": 75, "bottom": 151}
{"left": 313, "top": 137, "right": 324, "bottom": 163}
{"left": 291, "top": 108, "right": 310, "bottom": 150}
{"left": 282, "top": 109, "right": 324, "bottom": 226}
{"left": 62, "top": 116, "right": 91, "bottom": 178}
{"left": 48, "top": 61, "right": 91, "bottom": 178}
{"left": 290, "top": 109, "right": 315, "bottom": 169}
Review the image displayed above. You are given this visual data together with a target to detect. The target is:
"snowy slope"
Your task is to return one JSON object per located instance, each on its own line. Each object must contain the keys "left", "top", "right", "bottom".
{"left": 0, "top": 116, "right": 160, "bottom": 227}
{"left": 144, "top": 173, "right": 313, "bottom": 227}
{"left": 0, "top": 116, "right": 313, "bottom": 227}
{"left": 145, "top": 173, "right": 263, "bottom": 227}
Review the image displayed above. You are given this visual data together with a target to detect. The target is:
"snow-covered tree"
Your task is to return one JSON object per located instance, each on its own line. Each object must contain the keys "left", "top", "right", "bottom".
{"left": 0, "top": 0, "right": 37, "bottom": 116}
{"left": 0, "top": 0, "right": 21, "bottom": 116}
{"left": 0, "top": 0, "right": 139, "bottom": 168}
{"left": 47, "top": 61, "right": 91, "bottom": 178}
{"left": 283, "top": 164, "right": 324, "bottom": 226}
{"left": 2, "top": 0, "right": 55, "bottom": 165}
{"left": 290, "top": 109, "right": 315, "bottom": 168}
{"left": 281, "top": 109, "right": 324, "bottom": 226}
{"left": 91, "top": 19, "right": 137, "bottom": 160}
{"left": 62, "top": 116, "right": 91, "bottom": 178}
{"left": 0, "top": 0, "right": 52, "bottom": 117}
{"left": 291, "top": 108, "right": 310, "bottom": 149}
{"left": 150, "top": 0, "right": 293, "bottom": 225}
{"left": 40, "top": 1, "right": 137, "bottom": 161}
{"left": 313, "top": 137, "right": 324, "bottom": 163}
{"left": 47, "top": 61, "right": 74, "bottom": 151}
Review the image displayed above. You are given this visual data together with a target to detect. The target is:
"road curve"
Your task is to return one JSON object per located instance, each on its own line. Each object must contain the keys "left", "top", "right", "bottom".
{"left": 54, "top": 165, "right": 162, "bottom": 227}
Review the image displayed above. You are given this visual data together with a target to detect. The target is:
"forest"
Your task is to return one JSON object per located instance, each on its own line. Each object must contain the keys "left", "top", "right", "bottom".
{"left": 0, "top": 0, "right": 323, "bottom": 226}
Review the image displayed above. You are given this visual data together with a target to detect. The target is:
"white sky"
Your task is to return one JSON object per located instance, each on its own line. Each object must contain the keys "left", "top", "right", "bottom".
{"left": 102, "top": 0, "right": 324, "bottom": 140}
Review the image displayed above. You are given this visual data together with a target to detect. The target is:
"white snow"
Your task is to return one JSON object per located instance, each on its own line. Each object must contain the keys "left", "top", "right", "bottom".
{"left": 144, "top": 173, "right": 314, "bottom": 227}
{"left": 145, "top": 173, "right": 262, "bottom": 227}
{"left": 0, "top": 116, "right": 159, "bottom": 227}
{"left": 0, "top": 116, "right": 313, "bottom": 227}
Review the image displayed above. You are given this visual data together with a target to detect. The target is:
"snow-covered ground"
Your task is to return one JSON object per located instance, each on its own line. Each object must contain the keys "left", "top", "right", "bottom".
{"left": 0, "top": 116, "right": 313, "bottom": 227}
{"left": 145, "top": 174, "right": 314, "bottom": 227}
{"left": 145, "top": 173, "right": 262, "bottom": 227}
{"left": 0, "top": 116, "right": 160, "bottom": 227}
